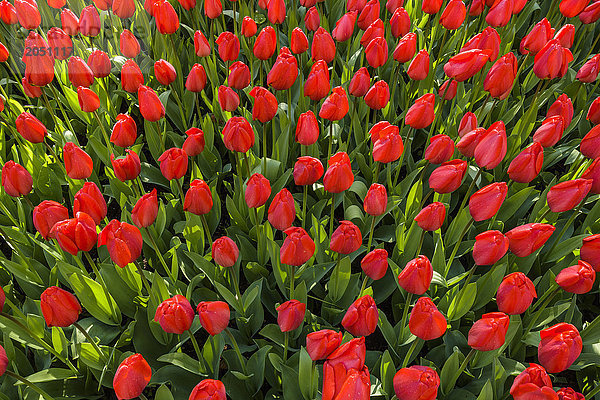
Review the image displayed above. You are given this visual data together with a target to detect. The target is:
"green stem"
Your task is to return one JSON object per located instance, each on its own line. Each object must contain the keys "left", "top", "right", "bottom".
{"left": 447, "top": 349, "right": 477, "bottom": 391}
{"left": 145, "top": 227, "right": 177, "bottom": 286}
{"left": 187, "top": 330, "right": 209, "bottom": 373}
{"left": 401, "top": 337, "right": 422, "bottom": 368}
{"left": 92, "top": 111, "right": 113, "bottom": 158}
{"left": 73, "top": 322, "right": 109, "bottom": 363}
{"left": 228, "top": 266, "right": 243, "bottom": 302}
{"left": 283, "top": 331, "right": 289, "bottom": 361}
{"left": 400, "top": 292, "right": 413, "bottom": 341}
{"left": 133, "top": 260, "right": 153, "bottom": 298}
{"left": 210, "top": 335, "right": 219, "bottom": 379}
{"left": 544, "top": 200, "right": 586, "bottom": 262}
{"left": 262, "top": 123, "right": 268, "bottom": 174}
{"left": 444, "top": 217, "right": 474, "bottom": 277}
{"left": 289, "top": 265, "right": 296, "bottom": 300}
{"left": 359, "top": 274, "right": 370, "bottom": 297}
{"left": 366, "top": 216, "right": 376, "bottom": 253}
{"left": 225, "top": 328, "right": 248, "bottom": 375}
{"left": 84, "top": 252, "right": 118, "bottom": 318}
{"left": 329, "top": 193, "right": 336, "bottom": 240}
{"left": 5, "top": 371, "right": 55, "bottom": 400}
{"left": 201, "top": 214, "right": 212, "bottom": 249}
{"left": 301, "top": 185, "right": 308, "bottom": 229}
{"left": 585, "top": 383, "right": 600, "bottom": 399}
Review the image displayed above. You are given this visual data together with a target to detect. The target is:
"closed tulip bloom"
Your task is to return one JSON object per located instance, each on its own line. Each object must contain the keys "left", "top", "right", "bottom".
{"left": 468, "top": 312, "right": 510, "bottom": 351}
{"left": 194, "top": 31, "right": 211, "bottom": 56}
{"left": 425, "top": 134, "right": 454, "bottom": 164}
{"left": 112, "top": 0, "right": 134, "bottom": 18}
{"left": 429, "top": 159, "right": 467, "bottom": 193}
{"left": 582, "top": 234, "right": 600, "bottom": 271}
{"left": 215, "top": 31, "right": 239, "bottom": 62}
{"left": 505, "top": 223, "right": 554, "bottom": 257}
{"left": 357, "top": 0, "right": 378, "bottom": 29}
{"left": 557, "top": 388, "right": 584, "bottom": 400}
{"left": 254, "top": 26, "right": 277, "bottom": 60}
{"left": 461, "top": 26, "right": 501, "bottom": 61}
{"left": 154, "top": 295, "right": 194, "bottom": 334}
{"left": 390, "top": 7, "right": 410, "bottom": 38}
{"left": 80, "top": 5, "right": 100, "bottom": 36}
{"left": 312, "top": 27, "right": 336, "bottom": 63}
{"left": 409, "top": 297, "right": 447, "bottom": 340}
{"left": 47, "top": 28, "right": 72, "bottom": 60}
{"left": 154, "top": 0, "right": 179, "bottom": 34}
{"left": 407, "top": 50, "right": 430, "bottom": 80}
{"left": 281, "top": 227, "right": 315, "bottom": 266}
{"left": 184, "top": 179, "right": 213, "bottom": 215}
{"left": 439, "top": 0, "right": 466, "bottom": 29}
{"left": 138, "top": 85, "right": 165, "bottom": 121}
{"left": 98, "top": 220, "right": 143, "bottom": 268}
{"left": 508, "top": 142, "right": 544, "bottom": 183}
{"left": 513, "top": 0, "right": 527, "bottom": 13}
{"left": 324, "top": 152, "right": 354, "bottom": 193}
{"left": 268, "top": 188, "right": 296, "bottom": 230}
{"left": 217, "top": 86, "right": 239, "bottom": 112}
{"left": 324, "top": 356, "right": 369, "bottom": 400}
{"left": 365, "top": 37, "right": 388, "bottom": 69}
{"left": 330, "top": 221, "right": 362, "bottom": 254}
{"left": 394, "top": 33, "right": 417, "bottom": 62}
{"left": 204, "top": 0, "right": 222, "bottom": 18}
{"left": 0, "top": 344, "right": 5, "bottom": 376}
{"left": 121, "top": 60, "right": 144, "bottom": 92}
{"left": 556, "top": 260, "right": 596, "bottom": 294}
{"left": 475, "top": 120, "right": 507, "bottom": 169}
{"left": 245, "top": 173, "right": 271, "bottom": 208}
{"left": 386, "top": 0, "right": 403, "bottom": 12}
{"left": 189, "top": 379, "right": 226, "bottom": 400}
{"left": 554, "top": 24, "right": 575, "bottom": 48}
{"left": 538, "top": 323, "right": 582, "bottom": 373}
{"left": 22, "top": 32, "right": 54, "bottom": 86}
{"left": 581, "top": 125, "right": 600, "bottom": 159}
{"left": 320, "top": 87, "right": 349, "bottom": 121}
{"left": 277, "top": 300, "right": 306, "bottom": 332}
{"left": 131, "top": 189, "right": 158, "bottom": 228}
{"left": 154, "top": 59, "right": 176, "bottom": 86}
{"left": 473, "top": 230, "right": 509, "bottom": 265}
{"left": 364, "top": 184, "right": 387, "bottom": 216}
{"left": 547, "top": 179, "right": 592, "bottom": 213}
{"left": 346, "top": 0, "right": 366, "bottom": 11}
{"left": 267, "top": 47, "right": 298, "bottom": 91}
{"left": 422, "top": 0, "right": 443, "bottom": 13}
{"left": 50, "top": 212, "right": 98, "bottom": 254}
{"left": 226, "top": 62, "right": 250, "bottom": 91}
{"left": 222, "top": 117, "right": 255, "bottom": 153}
{"left": 73, "top": 182, "right": 107, "bottom": 225}
{"left": 549, "top": 95, "right": 574, "bottom": 127}
{"left": 361, "top": 20, "right": 386, "bottom": 49}
{"left": 580, "top": 1, "right": 600, "bottom": 23}
{"left": 346, "top": 67, "right": 369, "bottom": 97}
{"left": 398, "top": 255, "right": 433, "bottom": 295}
{"left": 459, "top": 112, "right": 478, "bottom": 137}
{"left": 294, "top": 156, "right": 324, "bottom": 185}
{"left": 361, "top": 248, "right": 388, "bottom": 280}
{"left": 289, "top": 27, "right": 309, "bottom": 54}
{"left": 88, "top": 50, "right": 111, "bottom": 78}
{"left": 457, "top": 128, "right": 486, "bottom": 157}
{"left": 438, "top": 80, "right": 458, "bottom": 100}
{"left": 113, "top": 354, "right": 151, "bottom": 400}
{"left": 365, "top": 80, "right": 390, "bottom": 110}
{"left": 560, "top": 0, "right": 589, "bottom": 18}
{"left": 304, "top": 60, "right": 330, "bottom": 101}
{"left": 40, "top": 286, "right": 81, "bottom": 327}
{"left": 249, "top": 86, "right": 278, "bottom": 123}
{"left": 414, "top": 202, "right": 446, "bottom": 231}
{"left": 512, "top": 383, "right": 558, "bottom": 399}
{"left": 306, "top": 329, "right": 343, "bottom": 360}
{"left": 33, "top": 200, "right": 69, "bottom": 240}
{"left": 295, "top": 111, "right": 320, "bottom": 145}
{"left": 77, "top": 86, "right": 100, "bottom": 113}
{"left": 405, "top": 93, "right": 435, "bottom": 129}
{"left": 93, "top": 0, "right": 111, "bottom": 11}
{"left": 576, "top": 54, "right": 600, "bottom": 83}
{"left": 15, "top": 0, "right": 40, "bottom": 29}
{"left": 324, "top": 336, "right": 366, "bottom": 379}
{"left": 341, "top": 295, "right": 378, "bottom": 337}
{"left": 533, "top": 115, "right": 565, "bottom": 148}
{"left": 111, "top": 114, "right": 137, "bottom": 147}
{"left": 486, "top": 0, "right": 512, "bottom": 27}
{"left": 158, "top": 148, "right": 188, "bottom": 181}
{"left": 22, "top": 77, "right": 42, "bottom": 98}
{"left": 119, "top": 29, "right": 140, "bottom": 58}
{"left": 509, "top": 363, "right": 553, "bottom": 399}
{"left": 581, "top": 158, "right": 600, "bottom": 194}
{"left": 534, "top": 39, "right": 573, "bottom": 80}
{"left": 520, "top": 18, "right": 552, "bottom": 55}
{"left": 304, "top": 6, "right": 320, "bottom": 30}
{"left": 186, "top": 63, "right": 207, "bottom": 92}
{"left": 2, "top": 161, "right": 32, "bottom": 197}
{"left": 63, "top": 142, "right": 93, "bottom": 180}
{"left": 484, "top": 52, "right": 518, "bottom": 99}
{"left": 212, "top": 236, "right": 239, "bottom": 267}
{"left": 497, "top": 272, "right": 537, "bottom": 314}
{"left": 241, "top": 16, "right": 257, "bottom": 37}
{"left": 332, "top": 11, "right": 357, "bottom": 42}
{"left": 469, "top": 182, "right": 507, "bottom": 221}
{"left": 178, "top": 0, "right": 195, "bottom": 10}
{"left": 393, "top": 365, "right": 440, "bottom": 400}
{"left": 444, "top": 49, "right": 491, "bottom": 82}
{"left": 0, "top": 0, "right": 17, "bottom": 24}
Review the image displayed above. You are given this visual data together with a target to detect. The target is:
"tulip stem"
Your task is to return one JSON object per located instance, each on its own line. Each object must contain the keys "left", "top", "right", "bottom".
{"left": 201, "top": 215, "right": 213, "bottom": 249}
{"left": 289, "top": 265, "right": 296, "bottom": 299}
{"left": 359, "top": 274, "right": 370, "bottom": 297}
{"left": 228, "top": 266, "right": 243, "bottom": 302}
{"left": 536, "top": 207, "right": 551, "bottom": 223}
{"left": 73, "top": 322, "right": 109, "bottom": 363}
{"left": 5, "top": 371, "right": 55, "bottom": 400}
{"left": 175, "top": 178, "right": 186, "bottom": 207}
{"left": 416, "top": 230, "right": 425, "bottom": 256}
{"left": 210, "top": 335, "right": 220, "bottom": 379}
{"left": 283, "top": 331, "right": 289, "bottom": 362}
{"left": 145, "top": 227, "right": 177, "bottom": 286}
{"left": 327, "top": 122, "right": 333, "bottom": 161}
{"left": 262, "top": 123, "right": 268, "bottom": 174}
{"left": 187, "top": 330, "right": 209, "bottom": 373}
{"left": 366, "top": 216, "right": 376, "bottom": 254}
{"left": 399, "top": 292, "right": 413, "bottom": 342}
{"left": 92, "top": 111, "right": 113, "bottom": 158}
{"left": 585, "top": 383, "right": 600, "bottom": 399}
{"left": 444, "top": 217, "right": 474, "bottom": 277}
{"left": 373, "top": 161, "right": 381, "bottom": 183}
{"left": 543, "top": 199, "right": 586, "bottom": 263}
{"left": 84, "top": 252, "right": 118, "bottom": 320}
{"left": 301, "top": 185, "right": 308, "bottom": 229}
{"left": 48, "top": 86, "right": 76, "bottom": 135}
{"left": 401, "top": 337, "right": 422, "bottom": 368}
{"left": 225, "top": 328, "right": 248, "bottom": 375}
{"left": 447, "top": 349, "right": 476, "bottom": 392}
{"left": 139, "top": 394, "right": 149, "bottom": 400}
{"left": 133, "top": 260, "right": 154, "bottom": 300}
{"left": 457, "top": 167, "right": 482, "bottom": 213}
{"left": 328, "top": 193, "right": 336, "bottom": 240}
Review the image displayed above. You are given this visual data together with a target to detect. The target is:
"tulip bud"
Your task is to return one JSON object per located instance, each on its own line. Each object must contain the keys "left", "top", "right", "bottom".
{"left": 132, "top": 189, "right": 158, "bottom": 228}
{"left": 393, "top": 366, "right": 440, "bottom": 400}
{"left": 425, "top": 134, "right": 454, "bottom": 164}
{"left": 580, "top": 1, "right": 600, "bottom": 24}
{"left": 158, "top": 148, "right": 188, "bottom": 181}
{"left": 306, "top": 329, "right": 342, "bottom": 360}
{"left": 398, "top": 255, "right": 433, "bottom": 295}
{"left": 587, "top": 97, "right": 600, "bottom": 125}
{"left": 361, "top": 248, "right": 388, "bottom": 280}
{"left": 439, "top": 0, "right": 466, "bottom": 30}
{"left": 121, "top": 60, "right": 144, "bottom": 93}
{"left": 40, "top": 286, "right": 81, "bottom": 327}
{"left": 154, "top": 59, "right": 176, "bottom": 86}
{"left": 245, "top": 173, "right": 271, "bottom": 208}
{"left": 204, "top": 0, "right": 222, "bottom": 18}
{"left": 77, "top": 86, "right": 100, "bottom": 113}
{"left": 341, "top": 295, "right": 378, "bottom": 337}
{"left": 50, "top": 212, "right": 97, "bottom": 254}
{"left": 183, "top": 127, "right": 206, "bottom": 157}
{"left": 409, "top": 297, "right": 447, "bottom": 340}
{"left": 222, "top": 117, "right": 255, "bottom": 153}
{"left": 357, "top": 0, "right": 379, "bottom": 29}
{"left": 0, "top": 0, "right": 18, "bottom": 25}
{"left": 405, "top": 93, "right": 435, "bottom": 129}
{"left": 361, "top": 20, "right": 385, "bottom": 48}
{"left": 15, "top": 0, "right": 41, "bottom": 29}
{"left": 154, "top": 295, "right": 195, "bottom": 334}
{"left": 508, "top": 142, "right": 544, "bottom": 183}
{"left": 363, "top": 184, "right": 387, "bottom": 216}
{"left": 554, "top": 24, "right": 575, "bottom": 49}
{"left": 280, "top": 227, "right": 315, "bottom": 266}
{"left": 581, "top": 234, "right": 600, "bottom": 271}
{"left": 393, "top": 32, "right": 417, "bottom": 63}
{"left": 197, "top": 301, "right": 230, "bottom": 335}
{"left": 475, "top": 120, "right": 507, "bottom": 169}
{"left": 348, "top": 67, "right": 370, "bottom": 97}
{"left": 254, "top": 26, "right": 277, "bottom": 60}
{"left": 93, "top": 0, "right": 111, "bottom": 12}
{"left": 533, "top": 115, "right": 565, "bottom": 148}
{"left": 249, "top": 86, "right": 278, "bottom": 123}
{"left": 458, "top": 112, "right": 478, "bottom": 137}
{"left": 429, "top": 159, "right": 467, "bottom": 193}
{"left": 46, "top": 28, "right": 72, "bottom": 61}
{"left": 88, "top": 52, "right": 110, "bottom": 80}
{"left": 217, "top": 85, "right": 239, "bottom": 112}
{"left": 365, "top": 80, "right": 390, "bottom": 110}
{"left": 324, "top": 152, "right": 354, "bottom": 193}
{"left": 320, "top": 87, "right": 349, "bottom": 121}
{"left": 16, "top": 111, "right": 47, "bottom": 143}
{"left": 547, "top": 94, "right": 574, "bottom": 128}
{"left": 407, "top": 49, "right": 430, "bottom": 80}
{"left": 534, "top": 39, "right": 574, "bottom": 80}
{"left": 556, "top": 260, "right": 596, "bottom": 294}
{"left": 267, "top": 47, "right": 298, "bottom": 91}
{"left": 414, "top": 202, "right": 446, "bottom": 231}
{"left": 1, "top": 161, "right": 32, "bottom": 197}
{"left": 138, "top": 85, "right": 165, "bottom": 121}
{"left": 486, "top": 0, "right": 512, "bottom": 27}
{"left": 304, "top": 60, "right": 330, "bottom": 102}
{"left": 332, "top": 11, "right": 357, "bottom": 42}
{"left": 63, "top": 142, "right": 93, "bottom": 180}
{"left": 21, "top": 77, "right": 41, "bottom": 98}
{"left": 547, "top": 179, "right": 592, "bottom": 213}
{"left": 312, "top": 27, "right": 336, "bottom": 63}
{"left": 469, "top": 182, "right": 507, "bottom": 221}
{"left": 73, "top": 182, "right": 107, "bottom": 225}
{"left": 365, "top": 37, "right": 388, "bottom": 69}
{"left": 295, "top": 111, "right": 320, "bottom": 145}
{"left": 268, "top": 189, "right": 296, "bottom": 230}
{"left": 390, "top": 7, "right": 410, "bottom": 38}
{"left": 444, "top": 49, "right": 491, "bottom": 82}
{"left": 212, "top": 236, "right": 239, "bottom": 267}
{"left": 462, "top": 26, "right": 501, "bottom": 61}
{"left": 111, "top": 114, "right": 137, "bottom": 148}
{"left": 194, "top": 30, "right": 211, "bottom": 57}
{"left": 509, "top": 363, "right": 555, "bottom": 400}
{"left": 98, "top": 220, "right": 143, "bottom": 268}
{"left": 119, "top": 29, "right": 140, "bottom": 59}
{"left": 438, "top": 79, "right": 458, "bottom": 100}
{"left": 228, "top": 61, "right": 250, "bottom": 90}
{"left": 577, "top": 54, "right": 600, "bottom": 84}
{"left": 290, "top": 27, "right": 309, "bottom": 54}
{"left": 184, "top": 179, "right": 213, "bottom": 215}
{"left": 113, "top": 354, "right": 152, "bottom": 400}
{"left": 505, "top": 222, "right": 555, "bottom": 257}
{"left": 323, "top": 337, "right": 366, "bottom": 400}
{"left": 484, "top": 52, "right": 518, "bottom": 100}
{"left": 80, "top": 5, "right": 100, "bottom": 37}
{"left": 189, "top": 380, "right": 227, "bottom": 400}
{"left": 581, "top": 158, "right": 600, "bottom": 194}
{"left": 330, "top": 221, "right": 362, "bottom": 254}
{"left": 560, "top": 0, "right": 589, "bottom": 18}
{"left": 242, "top": 16, "right": 257, "bottom": 37}
{"left": 113, "top": 0, "right": 135, "bottom": 18}
{"left": 215, "top": 31, "right": 240, "bottom": 62}
{"left": 33, "top": 200, "right": 69, "bottom": 240}
{"left": 496, "top": 272, "right": 537, "bottom": 315}
{"left": 581, "top": 125, "right": 600, "bottom": 159}
{"left": 154, "top": 0, "right": 179, "bottom": 34}
{"left": 538, "top": 323, "right": 582, "bottom": 373}
{"left": 468, "top": 312, "right": 510, "bottom": 351}
{"left": 520, "top": 18, "right": 552, "bottom": 55}
{"left": 557, "top": 388, "right": 585, "bottom": 400}
{"left": 304, "top": 6, "right": 320, "bottom": 31}
{"left": 185, "top": 63, "right": 207, "bottom": 92}
{"left": 276, "top": 299, "right": 306, "bottom": 332}
{"left": 422, "top": 0, "right": 443, "bottom": 14}
{"left": 473, "top": 230, "right": 509, "bottom": 265}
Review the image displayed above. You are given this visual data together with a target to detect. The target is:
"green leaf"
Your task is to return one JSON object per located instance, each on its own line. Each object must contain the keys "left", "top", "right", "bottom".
{"left": 68, "top": 272, "right": 122, "bottom": 326}
{"left": 299, "top": 347, "right": 318, "bottom": 400}
{"left": 328, "top": 256, "right": 351, "bottom": 301}
{"left": 476, "top": 380, "right": 494, "bottom": 400}
{"left": 155, "top": 384, "right": 175, "bottom": 400}
{"left": 380, "top": 350, "right": 395, "bottom": 397}
{"left": 157, "top": 352, "right": 203, "bottom": 375}
{"left": 18, "top": 369, "right": 78, "bottom": 384}
{"left": 441, "top": 350, "right": 461, "bottom": 394}
{"left": 448, "top": 282, "right": 477, "bottom": 321}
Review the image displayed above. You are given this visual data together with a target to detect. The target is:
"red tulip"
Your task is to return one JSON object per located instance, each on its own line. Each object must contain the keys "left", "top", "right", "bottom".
{"left": 414, "top": 202, "right": 446, "bottom": 231}
{"left": 425, "top": 134, "right": 454, "bottom": 164}
{"left": 47, "top": 28, "right": 73, "bottom": 61}
{"left": 364, "top": 183, "right": 387, "bottom": 216}
{"left": 468, "top": 312, "right": 510, "bottom": 351}
{"left": 2, "top": 161, "right": 32, "bottom": 197}
{"left": 577, "top": 54, "right": 600, "bottom": 83}
{"left": 33, "top": 200, "right": 69, "bottom": 240}
{"left": 189, "top": 380, "right": 226, "bottom": 400}
{"left": 393, "top": 32, "right": 417, "bottom": 63}
{"left": 548, "top": 94, "right": 574, "bottom": 127}
{"left": 484, "top": 52, "right": 518, "bottom": 99}
{"left": 461, "top": 27, "right": 501, "bottom": 61}
{"left": 557, "top": 388, "right": 585, "bottom": 400}
{"left": 204, "top": 0, "right": 222, "bottom": 18}
{"left": 22, "top": 77, "right": 41, "bottom": 98}
{"left": 429, "top": 159, "right": 467, "bottom": 193}
{"left": 98, "top": 220, "right": 143, "bottom": 268}
{"left": 254, "top": 26, "right": 277, "bottom": 60}
{"left": 538, "top": 323, "right": 582, "bottom": 373}
{"left": 580, "top": 1, "right": 600, "bottom": 23}
{"left": 508, "top": 142, "right": 544, "bottom": 183}
{"left": 291, "top": 27, "right": 309, "bottom": 54}
{"left": 438, "top": 80, "right": 458, "bottom": 100}
{"left": 87, "top": 50, "right": 111, "bottom": 78}
{"left": 306, "top": 329, "right": 343, "bottom": 360}
{"left": 486, "top": 0, "right": 512, "bottom": 27}
{"left": 360, "top": 19, "right": 384, "bottom": 47}
{"left": 113, "top": 354, "right": 151, "bottom": 400}
{"left": 50, "top": 212, "right": 97, "bottom": 254}
{"left": 280, "top": 227, "right": 315, "bottom": 266}
{"left": 556, "top": 260, "right": 596, "bottom": 294}
{"left": 77, "top": 86, "right": 100, "bottom": 113}
{"left": 212, "top": 236, "right": 239, "bottom": 267}
{"left": 131, "top": 189, "right": 158, "bottom": 228}
{"left": 185, "top": 63, "right": 207, "bottom": 92}
{"left": 324, "top": 152, "right": 354, "bottom": 193}
{"left": 330, "top": 220, "right": 362, "bottom": 254}
{"left": 293, "top": 156, "right": 324, "bottom": 185}
{"left": 181, "top": 128, "right": 205, "bottom": 157}
{"left": 267, "top": 0, "right": 286, "bottom": 23}
{"left": 245, "top": 173, "right": 271, "bottom": 208}
{"left": 588, "top": 98, "right": 600, "bottom": 126}
{"left": 242, "top": 16, "right": 257, "bottom": 37}
{"left": 469, "top": 182, "right": 507, "bottom": 221}
{"left": 320, "top": 87, "right": 349, "bottom": 121}
{"left": 520, "top": 18, "right": 552, "bottom": 55}
{"left": 138, "top": 85, "right": 165, "bottom": 121}
{"left": 554, "top": 24, "right": 575, "bottom": 48}
{"left": 222, "top": 117, "right": 255, "bottom": 153}
{"left": 268, "top": 47, "right": 298, "bottom": 91}
{"left": 22, "top": 32, "right": 54, "bottom": 86}
{"left": 215, "top": 31, "right": 240, "bottom": 62}
{"left": 178, "top": 0, "right": 195, "bottom": 10}
{"left": 364, "top": 80, "right": 390, "bottom": 110}
{"left": 154, "top": 295, "right": 194, "bottom": 334}
{"left": 405, "top": 93, "right": 435, "bottom": 129}
{"left": 15, "top": 0, "right": 40, "bottom": 29}
{"left": 268, "top": 188, "right": 296, "bottom": 230}
{"left": 277, "top": 299, "right": 306, "bottom": 332}
{"left": 398, "top": 255, "right": 433, "bottom": 295}
{"left": 73, "top": 182, "right": 107, "bottom": 225}
{"left": 459, "top": 112, "right": 478, "bottom": 137}
{"left": 422, "top": 0, "right": 443, "bottom": 14}
{"left": 581, "top": 125, "right": 600, "bottom": 159}
{"left": 63, "top": 142, "right": 93, "bottom": 180}
{"left": 409, "top": 297, "right": 447, "bottom": 340}
{"left": 547, "top": 179, "right": 592, "bottom": 213}
{"left": 158, "top": 148, "right": 188, "bottom": 181}
{"left": 312, "top": 27, "right": 336, "bottom": 63}
{"left": 304, "top": 60, "right": 330, "bottom": 101}
{"left": 473, "top": 230, "right": 509, "bottom": 265}
{"left": 325, "top": 366, "right": 370, "bottom": 400}
{"left": 361, "top": 248, "right": 388, "bottom": 280}
{"left": 533, "top": 115, "right": 565, "bottom": 148}
{"left": 407, "top": 49, "right": 430, "bottom": 80}
{"left": 497, "top": 272, "right": 537, "bottom": 315}
{"left": 342, "top": 295, "right": 378, "bottom": 337}
{"left": 121, "top": 60, "right": 144, "bottom": 93}
{"left": 80, "top": 5, "right": 100, "bottom": 37}
{"left": 390, "top": 7, "right": 410, "bottom": 38}
{"left": 40, "top": 286, "right": 81, "bottom": 327}
{"left": 112, "top": 0, "right": 134, "bottom": 18}
{"left": 386, "top": 0, "right": 404, "bottom": 13}
{"left": 582, "top": 234, "right": 600, "bottom": 271}
{"left": 439, "top": 0, "right": 466, "bottom": 30}
{"left": 509, "top": 363, "right": 553, "bottom": 399}
{"left": 110, "top": 114, "right": 137, "bottom": 148}
{"left": 357, "top": 0, "right": 379, "bottom": 29}
{"left": 249, "top": 86, "right": 278, "bottom": 123}
{"left": 534, "top": 39, "right": 573, "bottom": 80}
{"left": 365, "top": 37, "right": 388, "bottom": 69}
{"left": 304, "top": 6, "right": 320, "bottom": 31}
{"left": 194, "top": 30, "right": 211, "bottom": 57}
{"left": 197, "top": 301, "right": 231, "bottom": 336}
{"left": 154, "top": 59, "right": 176, "bottom": 86}
{"left": 295, "top": 111, "right": 320, "bottom": 145}
{"left": 0, "top": 1, "right": 18, "bottom": 24}
{"left": 0, "top": 345, "right": 5, "bottom": 377}
{"left": 93, "top": 0, "right": 112, "bottom": 11}
{"left": 559, "top": 0, "right": 589, "bottom": 18}
{"left": 444, "top": 49, "right": 491, "bottom": 82}
{"left": 332, "top": 11, "right": 357, "bottom": 42}
{"left": 505, "top": 223, "right": 555, "bottom": 257}
{"left": 218, "top": 85, "right": 239, "bottom": 112}
{"left": 346, "top": 0, "right": 366, "bottom": 10}
{"left": 475, "top": 120, "right": 507, "bottom": 169}
{"left": 119, "top": 29, "right": 140, "bottom": 58}
{"left": 581, "top": 158, "right": 600, "bottom": 194}
{"left": 184, "top": 179, "right": 213, "bottom": 215}
{"left": 393, "top": 366, "right": 440, "bottom": 400}
{"left": 323, "top": 337, "right": 366, "bottom": 400}
{"left": 154, "top": 0, "right": 179, "bottom": 34}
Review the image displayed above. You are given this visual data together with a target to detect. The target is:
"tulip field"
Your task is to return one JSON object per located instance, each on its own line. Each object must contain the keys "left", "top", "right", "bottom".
{"left": 3, "top": 0, "right": 600, "bottom": 398}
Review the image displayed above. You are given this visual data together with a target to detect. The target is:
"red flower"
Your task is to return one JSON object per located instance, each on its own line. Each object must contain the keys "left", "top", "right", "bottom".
{"left": 291, "top": 27, "right": 309, "bottom": 54}
{"left": 98, "top": 220, "right": 143, "bottom": 268}
{"left": 357, "top": 0, "right": 379, "bottom": 29}
{"left": 323, "top": 337, "right": 366, "bottom": 400}
{"left": 475, "top": 120, "right": 507, "bottom": 169}
{"left": 409, "top": 297, "right": 447, "bottom": 340}
{"left": 111, "top": 150, "right": 141, "bottom": 182}
{"left": 80, "top": 5, "right": 100, "bottom": 37}
{"left": 554, "top": 24, "right": 575, "bottom": 48}
{"left": 138, "top": 85, "right": 165, "bottom": 121}
{"left": 323, "top": 152, "right": 354, "bottom": 193}
{"left": 484, "top": 52, "right": 518, "bottom": 99}
{"left": 293, "top": 156, "right": 324, "bottom": 186}
{"left": 438, "top": 80, "right": 458, "bottom": 100}
{"left": 245, "top": 173, "right": 271, "bottom": 208}
{"left": 154, "top": 295, "right": 194, "bottom": 334}
{"left": 62, "top": 142, "right": 93, "bottom": 180}
{"left": 184, "top": 179, "right": 213, "bottom": 215}
{"left": 582, "top": 234, "right": 600, "bottom": 271}
{"left": 215, "top": 31, "right": 240, "bottom": 62}
{"left": 222, "top": 117, "right": 255, "bottom": 153}
{"left": 295, "top": 111, "right": 320, "bottom": 145}
{"left": 277, "top": 299, "right": 306, "bottom": 332}
{"left": 424, "top": 134, "right": 454, "bottom": 164}
{"left": 119, "top": 29, "right": 140, "bottom": 58}
{"left": 538, "top": 323, "right": 582, "bottom": 373}
{"left": 73, "top": 182, "right": 107, "bottom": 225}
{"left": 15, "top": 0, "right": 40, "bottom": 29}
{"left": 332, "top": 11, "right": 357, "bottom": 42}
{"left": 154, "top": 0, "right": 179, "bottom": 34}
{"left": 342, "top": 295, "right": 378, "bottom": 337}
{"left": 111, "top": 114, "right": 137, "bottom": 147}
{"left": 444, "top": 49, "right": 491, "bottom": 82}
{"left": 468, "top": 312, "right": 510, "bottom": 351}
{"left": 131, "top": 189, "right": 158, "bottom": 228}
{"left": 185, "top": 63, "right": 207, "bottom": 92}
{"left": 473, "top": 230, "right": 509, "bottom": 265}
{"left": 509, "top": 363, "right": 553, "bottom": 399}
{"left": 363, "top": 183, "right": 387, "bottom": 216}
{"left": 405, "top": 93, "right": 435, "bottom": 129}
{"left": 393, "top": 366, "right": 440, "bottom": 400}
{"left": 268, "top": 188, "right": 296, "bottom": 230}
{"left": 556, "top": 260, "right": 596, "bottom": 294}
{"left": 312, "top": 27, "right": 336, "bottom": 63}
{"left": 77, "top": 86, "right": 100, "bottom": 113}
{"left": 520, "top": 18, "right": 552, "bottom": 55}
{"left": 154, "top": 59, "right": 176, "bottom": 86}
{"left": 557, "top": 388, "right": 585, "bottom": 400}
{"left": 414, "top": 202, "right": 446, "bottom": 231}
{"left": 194, "top": 30, "right": 211, "bottom": 57}
{"left": 204, "top": 0, "right": 222, "bottom": 18}
{"left": 348, "top": 67, "right": 370, "bottom": 97}
{"left": 113, "top": 354, "right": 151, "bottom": 400}
{"left": 254, "top": 26, "right": 277, "bottom": 60}
{"left": 330, "top": 220, "right": 362, "bottom": 254}
{"left": 469, "top": 182, "right": 507, "bottom": 221}
{"left": 547, "top": 179, "right": 592, "bottom": 213}
{"left": 1, "top": 160, "right": 32, "bottom": 197}
{"left": 268, "top": 47, "right": 298, "bottom": 91}
{"left": 364, "top": 80, "right": 390, "bottom": 110}
{"left": 249, "top": 86, "right": 278, "bottom": 123}
{"left": 183, "top": 127, "right": 206, "bottom": 156}
{"left": 40, "top": 286, "right": 81, "bottom": 327}
{"left": 189, "top": 380, "right": 227, "bottom": 400}
{"left": 506, "top": 223, "right": 555, "bottom": 257}
{"left": 458, "top": 111, "right": 478, "bottom": 136}
{"left": 439, "top": 0, "right": 466, "bottom": 30}
{"left": 577, "top": 54, "right": 600, "bottom": 83}
{"left": 508, "top": 142, "right": 544, "bottom": 183}
{"left": 197, "top": 301, "right": 230, "bottom": 335}
{"left": 581, "top": 125, "right": 600, "bottom": 158}
{"left": 50, "top": 212, "right": 97, "bottom": 255}
{"left": 497, "top": 272, "right": 537, "bottom": 315}
{"left": 158, "top": 148, "right": 188, "bottom": 180}
{"left": 559, "top": 0, "right": 589, "bottom": 18}
{"left": 390, "top": 7, "right": 410, "bottom": 38}
{"left": 429, "top": 159, "right": 467, "bottom": 193}
{"left": 533, "top": 39, "right": 573, "bottom": 80}
{"left": 212, "top": 236, "right": 239, "bottom": 267}
{"left": 267, "top": 0, "right": 286, "bottom": 23}
{"left": 533, "top": 115, "right": 565, "bottom": 148}
{"left": 15, "top": 111, "right": 47, "bottom": 143}
{"left": 241, "top": 16, "right": 257, "bottom": 37}
{"left": 306, "top": 329, "right": 342, "bottom": 360}
{"left": 304, "top": 6, "right": 320, "bottom": 31}
{"left": 407, "top": 49, "right": 430, "bottom": 80}
{"left": 304, "top": 60, "right": 330, "bottom": 102}
{"left": 393, "top": 32, "right": 417, "bottom": 63}
{"left": 462, "top": 26, "right": 500, "bottom": 61}
{"left": 47, "top": 28, "right": 73, "bottom": 61}
{"left": 365, "top": 37, "right": 388, "bottom": 69}
{"left": 361, "top": 248, "right": 388, "bottom": 280}
{"left": 33, "top": 200, "right": 69, "bottom": 240}
{"left": 581, "top": 158, "right": 600, "bottom": 194}
{"left": 422, "top": 0, "right": 443, "bottom": 14}
{"left": 281, "top": 227, "right": 315, "bottom": 266}
{"left": 121, "top": 60, "right": 144, "bottom": 93}
{"left": 228, "top": 61, "right": 251, "bottom": 90}
{"left": 580, "top": 1, "right": 600, "bottom": 24}
{"left": 398, "top": 255, "right": 433, "bottom": 295}
{"left": 486, "top": 0, "right": 512, "bottom": 27}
